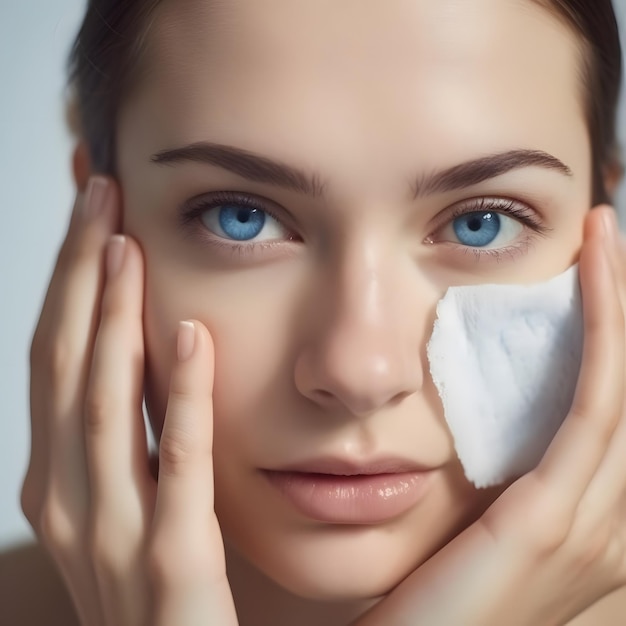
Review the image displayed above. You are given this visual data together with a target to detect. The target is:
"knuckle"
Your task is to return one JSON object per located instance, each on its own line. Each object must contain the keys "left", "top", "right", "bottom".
{"left": 48, "top": 339, "right": 76, "bottom": 388}
{"left": 100, "top": 287, "right": 127, "bottom": 321}
{"left": 99, "top": 292, "right": 144, "bottom": 339}
{"left": 73, "top": 230, "right": 103, "bottom": 266}
{"left": 83, "top": 391, "right": 112, "bottom": 437}
{"left": 88, "top": 522, "right": 126, "bottom": 582}
{"left": 20, "top": 478, "right": 42, "bottom": 529}
{"left": 146, "top": 541, "right": 178, "bottom": 586}
{"left": 589, "top": 408, "right": 621, "bottom": 448}
{"left": 167, "top": 383, "right": 195, "bottom": 408}
{"left": 30, "top": 326, "right": 82, "bottom": 392}
{"left": 518, "top": 493, "right": 571, "bottom": 556}
{"left": 529, "top": 515, "right": 570, "bottom": 555}
{"left": 158, "top": 425, "right": 195, "bottom": 477}
{"left": 572, "top": 532, "right": 608, "bottom": 573}
{"left": 39, "top": 502, "right": 75, "bottom": 553}
{"left": 568, "top": 519, "right": 625, "bottom": 581}
{"left": 594, "top": 520, "right": 626, "bottom": 583}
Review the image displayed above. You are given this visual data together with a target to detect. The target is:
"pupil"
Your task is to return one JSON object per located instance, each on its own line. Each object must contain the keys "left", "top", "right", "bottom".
{"left": 238, "top": 209, "right": 252, "bottom": 223}
{"left": 452, "top": 210, "right": 501, "bottom": 248}
{"left": 468, "top": 217, "right": 482, "bottom": 232}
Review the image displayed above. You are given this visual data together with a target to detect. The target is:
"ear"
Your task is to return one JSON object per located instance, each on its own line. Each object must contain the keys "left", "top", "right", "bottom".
{"left": 72, "top": 140, "right": 92, "bottom": 192}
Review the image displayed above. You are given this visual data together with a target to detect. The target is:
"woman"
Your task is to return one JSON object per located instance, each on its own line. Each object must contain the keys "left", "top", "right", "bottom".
{"left": 19, "top": 0, "right": 626, "bottom": 624}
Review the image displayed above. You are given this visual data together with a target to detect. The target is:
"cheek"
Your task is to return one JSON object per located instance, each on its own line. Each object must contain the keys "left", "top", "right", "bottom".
{"left": 141, "top": 257, "right": 301, "bottom": 445}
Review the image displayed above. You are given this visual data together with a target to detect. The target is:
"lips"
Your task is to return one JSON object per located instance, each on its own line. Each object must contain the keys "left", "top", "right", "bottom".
{"left": 262, "top": 457, "right": 436, "bottom": 524}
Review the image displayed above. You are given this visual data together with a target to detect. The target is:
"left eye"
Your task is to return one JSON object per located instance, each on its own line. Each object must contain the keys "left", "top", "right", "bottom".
{"left": 440, "top": 210, "right": 523, "bottom": 249}
{"left": 200, "top": 204, "right": 288, "bottom": 242}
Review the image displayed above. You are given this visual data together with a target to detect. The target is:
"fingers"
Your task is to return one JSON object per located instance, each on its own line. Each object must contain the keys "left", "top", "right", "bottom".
{"left": 151, "top": 321, "right": 227, "bottom": 583}
{"left": 46, "top": 180, "right": 120, "bottom": 531}
{"left": 79, "top": 216, "right": 154, "bottom": 626}
{"left": 32, "top": 179, "right": 119, "bottom": 505}
{"left": 26, "top": 176, "right": 118, "bottom": 536}
{"left": 24, "top": 175, "right": 236, "bottom": 625}
{"left": 25, "top": 179, "right": 117, "bottom": 511}
{"left": 33, "top": 178, "right": 118, "bottom": 419}
{"left": 370, "top": 208, "right": 626, "bottom": 626}
{"left": 154, "top": 321, "right": 216, "bottom": 532}
{"left": 577, "top": 394, "right": 626, "bottom": 538}
{"left": 84, "top": 235, "right": 151, "bottom": 534}
{"left": 23, "top": 176, "right": 118, "bottom": 626}
{"left": 149, "top": 322, "right": 236, "bottom": 624}
{"left": 574, "top": 210, "right": 626, "bottom": 553}
{"left": 532, "top": 207, "right": 625, "bottom": 517}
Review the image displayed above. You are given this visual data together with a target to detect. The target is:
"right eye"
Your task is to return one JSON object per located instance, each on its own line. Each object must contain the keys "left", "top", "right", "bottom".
{"left": 201, "top": 204, "right": 288, "bottom": 242}
{"left": 182, "top": 192, "right": 295, "bottom": 245}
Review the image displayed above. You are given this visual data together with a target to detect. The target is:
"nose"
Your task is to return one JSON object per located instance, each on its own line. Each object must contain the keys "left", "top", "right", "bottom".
{"left": 294, "top": 245, "right": 423, "bottom": 417}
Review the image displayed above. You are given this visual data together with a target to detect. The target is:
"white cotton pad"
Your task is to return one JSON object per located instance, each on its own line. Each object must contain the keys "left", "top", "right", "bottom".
{"left": 426, "top": 265, "right": 583, "bottom": 488}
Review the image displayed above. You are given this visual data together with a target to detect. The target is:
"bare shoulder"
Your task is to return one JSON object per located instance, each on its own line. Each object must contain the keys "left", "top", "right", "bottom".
{"left": 0, "top": 542, "right": 79, "bottom": 626}
{"left": 567, "top": 586, "right": 626, "bottom": 626}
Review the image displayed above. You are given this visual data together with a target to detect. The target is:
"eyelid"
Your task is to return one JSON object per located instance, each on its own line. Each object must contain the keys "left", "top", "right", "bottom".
{"left": 426, "top": 196, "right": 550, "bottom": 243}
{"left": 180, "top": 190, "right": 300, "bottom": 238}
{"left": 183, "top": 190, "right": 276, "bottom": 223}
{"left": 177, "top": 190, "right": 303, "bottom": 263}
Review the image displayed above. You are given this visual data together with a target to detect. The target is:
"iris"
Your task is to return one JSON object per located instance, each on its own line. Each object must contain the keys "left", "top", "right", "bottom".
{"left": 453, "top": 211, "right": 501, "bottom": 247}
{"left": 218, "top": 206, "right": 266, "bottom": 241}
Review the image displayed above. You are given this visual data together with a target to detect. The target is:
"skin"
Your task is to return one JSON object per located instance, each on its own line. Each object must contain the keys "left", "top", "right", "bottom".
{"left": 120, "top": 0, "right": 589, "bottom": 600}
{"left": 18, "top": 0, "right": 626, "bottom": 625}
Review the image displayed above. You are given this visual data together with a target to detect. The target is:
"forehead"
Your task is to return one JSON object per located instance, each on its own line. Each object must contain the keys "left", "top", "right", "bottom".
{"left": 120, "top": 0, "right": 588, "bottom": 190}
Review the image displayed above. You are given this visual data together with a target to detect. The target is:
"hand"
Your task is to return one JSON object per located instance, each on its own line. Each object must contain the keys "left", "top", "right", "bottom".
{"left": 356, "top": 207, "right": 626, "bottom": 626}
{"left": 21, "top": 177, "right": 239, "bottom": 626}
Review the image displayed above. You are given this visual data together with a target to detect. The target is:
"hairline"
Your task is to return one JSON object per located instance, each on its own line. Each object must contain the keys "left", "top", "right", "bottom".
{"left": 76, "top": 0, "right": 607, "bottom": 201}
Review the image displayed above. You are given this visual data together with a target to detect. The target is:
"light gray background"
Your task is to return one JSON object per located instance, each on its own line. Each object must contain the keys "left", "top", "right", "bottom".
{"left": 1, "top": 1, "right": 625, "bottom": 551}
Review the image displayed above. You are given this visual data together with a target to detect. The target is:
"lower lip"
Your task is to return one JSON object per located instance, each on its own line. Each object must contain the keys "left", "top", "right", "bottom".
{"left": 263, "top": 470, "right": 433, "bottom": 524}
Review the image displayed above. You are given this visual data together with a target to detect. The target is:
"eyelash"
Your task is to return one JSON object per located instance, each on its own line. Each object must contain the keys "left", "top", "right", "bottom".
{"left": 180, "top": 191, "right": 296, "bottom": 258}
{"left": 179, "top": 192, "right": 550, "bottom": 261}
{"left": 429, "top": 196, "right": 550, "bottom": 261}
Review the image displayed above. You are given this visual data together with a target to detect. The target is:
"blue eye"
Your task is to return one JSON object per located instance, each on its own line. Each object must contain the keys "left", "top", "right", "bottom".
{"left": 435, "top": 203, "right": 526, "bottom": 250}
{"left": 199, "top": 201, "right": 289, "bottom": 243}
{"left": 453, "top": 211, "right": 501, "bottom": 247}
{"left": 218, "top": 205, "right": 266, "bottom": 241}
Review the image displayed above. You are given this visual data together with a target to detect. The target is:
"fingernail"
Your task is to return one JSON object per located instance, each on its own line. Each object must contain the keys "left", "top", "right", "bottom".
{"left": 106, "top": 235, "right": 126, "bottom": 278}
{"left": 84, "top": 176, "right": 109, "bottom": 219}
{"left": 177, "top": 321, "right": 196, "bottom": 362}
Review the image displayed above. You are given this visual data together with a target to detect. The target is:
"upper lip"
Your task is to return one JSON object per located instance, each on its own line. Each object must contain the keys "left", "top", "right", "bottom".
{"left": 265, "top": 456, "right": 435, "bottom": 476}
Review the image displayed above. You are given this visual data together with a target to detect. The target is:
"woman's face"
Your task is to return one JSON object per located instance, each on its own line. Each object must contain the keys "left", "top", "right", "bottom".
{"left": 117, "top": 0, "right": 592, "bottom": 600}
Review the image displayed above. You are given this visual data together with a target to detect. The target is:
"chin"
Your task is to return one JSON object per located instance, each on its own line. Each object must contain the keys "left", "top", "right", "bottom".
{"left": 220, "top": 469, "right": 499, "bottom": 605}
{"left": 227, "top": 521, "right": 439, "bottom": 602}
{"left": 271, "top": 566, "right": 403, "bottom": 602}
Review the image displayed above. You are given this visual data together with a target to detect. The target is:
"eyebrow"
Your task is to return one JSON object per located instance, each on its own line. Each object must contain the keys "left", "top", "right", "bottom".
{"left": 150, "top": 142, "right": 572, "bottom": 199}
{"left": 151, "top": 142, "right": 326, "bottom": 198}
{"left": 411, "top": 149, "right": 572, "bottom": 199}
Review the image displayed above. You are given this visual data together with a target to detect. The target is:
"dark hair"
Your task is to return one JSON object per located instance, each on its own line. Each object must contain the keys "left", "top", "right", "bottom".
{"left": 67, "top": 0, "right": 623, "bottom": 204}
{"left": 542, "top": 0, "right": 623, "bottom": 202}
{"left": 67, "top": 0, "right": 162, "bottom": 172}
